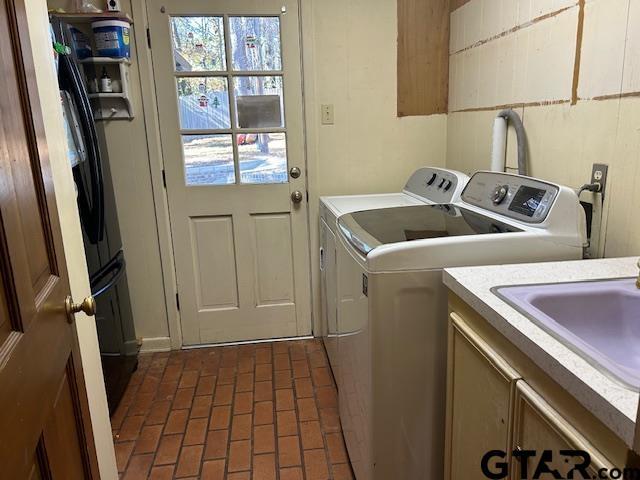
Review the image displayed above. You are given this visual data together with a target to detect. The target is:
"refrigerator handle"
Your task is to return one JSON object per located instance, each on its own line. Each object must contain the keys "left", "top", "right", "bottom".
{"left": 59, "top": 51, "right": 105, "bottom": 244}
{"left": 90, "top": 250, "right": 126, "bottom": 298}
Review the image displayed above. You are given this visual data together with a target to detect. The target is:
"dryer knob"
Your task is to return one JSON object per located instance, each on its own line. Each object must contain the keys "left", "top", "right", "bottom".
{"left": 426, "top": 173, "right": 437, "bottom": 186}
{"left": 492, "top": 185, "right": 509, "bottom": 204}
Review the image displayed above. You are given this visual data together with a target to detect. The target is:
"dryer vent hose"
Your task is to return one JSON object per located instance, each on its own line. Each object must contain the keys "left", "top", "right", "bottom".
{"left": 490, "top": 109, "right": 528, "bottom": 176}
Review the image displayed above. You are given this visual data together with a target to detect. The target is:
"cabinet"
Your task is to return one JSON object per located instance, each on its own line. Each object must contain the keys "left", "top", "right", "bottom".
{"left": 80, "top": 57, "right": 134, "bottom": 120}
{"left": 445, "top": 313, "right": 521, "bottom": 480}
{"left": 50, "top": 13, "right": 135, "bottom": 120}
{"left": 445, "top": 299, "right": 623, "bottom": 479}
{"left": 512, "top": 382, "right": 613, "bottom": 479}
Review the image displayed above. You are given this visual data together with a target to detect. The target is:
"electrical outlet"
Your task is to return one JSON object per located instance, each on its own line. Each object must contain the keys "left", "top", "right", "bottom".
{"left": 106, "top": 0, "right": 122, "bottom": 11}
{"left": 590, "top": 163, "right": 608, "bottom": 198}
{"left": 321, "top": 104, "right": 334, "bottom": 125}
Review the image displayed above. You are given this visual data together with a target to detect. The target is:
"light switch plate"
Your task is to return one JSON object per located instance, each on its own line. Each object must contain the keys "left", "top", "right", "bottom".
{"left": 321, "top": 104, "right": 334, "bottom": 125}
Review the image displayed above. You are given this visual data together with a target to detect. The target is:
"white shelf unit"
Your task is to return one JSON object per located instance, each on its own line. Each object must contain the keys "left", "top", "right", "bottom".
{"left": 80, "top": 57, "right": 134, "bottom": 120}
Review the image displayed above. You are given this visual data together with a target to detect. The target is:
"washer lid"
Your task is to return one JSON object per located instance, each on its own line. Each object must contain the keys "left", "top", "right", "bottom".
{"left": 338, "top": 204, "right": 522, "bottom": 256}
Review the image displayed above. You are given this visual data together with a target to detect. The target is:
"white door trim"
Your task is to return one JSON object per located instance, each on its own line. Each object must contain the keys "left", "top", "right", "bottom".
{"left": 131, "top": 0, "right": 184, "bottom": 350}
{"left": 299, "top": 0, "right": 321, "bottom": 336}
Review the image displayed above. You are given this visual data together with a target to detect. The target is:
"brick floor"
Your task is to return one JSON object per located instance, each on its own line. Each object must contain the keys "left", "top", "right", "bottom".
{"left": 112, "top": 338, "right": 353, "bottom": 479}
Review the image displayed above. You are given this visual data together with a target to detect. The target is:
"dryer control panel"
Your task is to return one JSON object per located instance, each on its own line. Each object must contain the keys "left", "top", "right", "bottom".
{"left": 461, "top": 171, "right": 559, "bottom": 224}
{"left": 403, "top": 167, "right": 469, "bottom": 204}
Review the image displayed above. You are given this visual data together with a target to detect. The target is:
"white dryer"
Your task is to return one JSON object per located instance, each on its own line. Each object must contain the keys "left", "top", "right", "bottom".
{"left": 319, "top": 167, "right": 469, "bottom": 375}
{"left": 335, "top": 171, "right": 587, "bottom": 480}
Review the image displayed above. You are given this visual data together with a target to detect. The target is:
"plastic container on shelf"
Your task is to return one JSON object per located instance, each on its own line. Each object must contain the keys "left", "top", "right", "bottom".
{"left": 70, "top": 27, "right": 92, "bottom": 59}
{"left": 92, "top": 19, "right": 130, "bottom": 58}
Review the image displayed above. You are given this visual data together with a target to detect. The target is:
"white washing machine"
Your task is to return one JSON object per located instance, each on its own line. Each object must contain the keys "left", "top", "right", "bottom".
{"left": 335, "top": 171, "right": 587, "bottom": 480}
{"left": 319, "top": 167, "right": 469, "bottom": 376}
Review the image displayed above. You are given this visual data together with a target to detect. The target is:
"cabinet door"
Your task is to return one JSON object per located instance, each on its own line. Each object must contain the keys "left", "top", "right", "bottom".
{"left": 512, "top": 381, "right": 613, "bottom": 479}
{"left": 446, "top": 313, "right": 522, "bottom": 480}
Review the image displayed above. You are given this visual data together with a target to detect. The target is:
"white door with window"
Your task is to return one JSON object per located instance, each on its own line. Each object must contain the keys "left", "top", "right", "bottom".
{"left": 149, "top": 0, "right": 311, "bottom": 345}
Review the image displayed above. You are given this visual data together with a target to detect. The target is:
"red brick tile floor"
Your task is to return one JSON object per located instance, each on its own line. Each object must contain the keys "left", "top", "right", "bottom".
{"left": 112, "top": 338, "right": 354, "bottom": 480}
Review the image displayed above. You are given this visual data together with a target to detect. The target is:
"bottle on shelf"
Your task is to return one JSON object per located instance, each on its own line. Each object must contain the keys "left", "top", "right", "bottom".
{"left": 100, "top": 67, "right": 113, "bottom": 93}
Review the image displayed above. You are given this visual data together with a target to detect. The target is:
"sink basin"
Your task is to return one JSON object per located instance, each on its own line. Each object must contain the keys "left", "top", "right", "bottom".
{"left": 493, "top": 278, "right": 640, "bottom": 390}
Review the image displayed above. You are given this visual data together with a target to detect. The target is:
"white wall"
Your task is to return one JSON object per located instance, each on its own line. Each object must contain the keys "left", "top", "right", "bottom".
{"left": 302, "top": 0, "right": 447, "bottom": 331}
{"left": 447, "top": 0, "right": 640, "bottom": 258}
{"left": 24, "top": 0, "right": 117, "bottom": 477}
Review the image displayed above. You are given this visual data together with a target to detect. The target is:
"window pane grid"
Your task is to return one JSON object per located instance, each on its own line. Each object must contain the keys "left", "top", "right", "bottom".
{"left": 175, "top": 71, "right": 285, "bottom": 78}
{"left": 180, "top": 128, "right": 287, "bottom": 135}
{"left": 172, "top": 14, "right": 288, "bottom": 186}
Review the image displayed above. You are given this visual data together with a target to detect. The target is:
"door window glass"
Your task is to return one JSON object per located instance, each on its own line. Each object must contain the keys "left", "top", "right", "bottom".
{"left": 234, "top": 76, "right": 284, "bottom": 128}
{"left": 182, "top": 134, "right": 235, "bottom": 185}
{"left": 238, "top": 133, "right": 287, "bottom": 184}
{"left": 229, "top": 17, "right": 282, "bottom": 71}
{"left": 171, "top": 16, "right": 226, "bottom": 71}
{"left": 177, "top": 77, "right": 231, "bottom": 129}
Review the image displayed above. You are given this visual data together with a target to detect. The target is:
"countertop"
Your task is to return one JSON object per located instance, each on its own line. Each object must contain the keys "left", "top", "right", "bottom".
{"left": 443, "top": 257, "right": 639, "bottom": 447}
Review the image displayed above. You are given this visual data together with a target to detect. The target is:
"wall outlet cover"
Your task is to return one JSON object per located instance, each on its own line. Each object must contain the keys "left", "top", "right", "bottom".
{"left": 106, "top": 0, "right": 122, "bottom": 11}
{"left": 590, "top": 163, "right": 608, "bottom": 198}
{"left": 321, "top": 104, "right": 334, "bottom": 125}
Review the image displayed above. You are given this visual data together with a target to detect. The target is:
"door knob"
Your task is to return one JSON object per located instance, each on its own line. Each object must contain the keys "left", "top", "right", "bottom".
{"left": 291, "top": 191, "right": 304, "bottom": 203}
{"left": 289, "top": 166, "right": 301, "bottom": 179}
{"left": 65, "top": 295, "right": 97, "bottom": 323}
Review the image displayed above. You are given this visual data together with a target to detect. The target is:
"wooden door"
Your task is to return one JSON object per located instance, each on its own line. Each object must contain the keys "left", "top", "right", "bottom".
{"left": 148, "top": 0, "right": 311, "bottom": 345}
{"left": 511, "top": 381, "right": 613, "bottom": 479}
{"left": 445, "top": 313, "right": 521, "bottom": 480}
{"left": 0, "top": 0, "right": 97, "bottom": 477}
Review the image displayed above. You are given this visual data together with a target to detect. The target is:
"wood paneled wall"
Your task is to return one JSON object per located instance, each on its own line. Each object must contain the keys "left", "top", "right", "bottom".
{"left": 397, "top": 0, "right": 450, "bottom": 116}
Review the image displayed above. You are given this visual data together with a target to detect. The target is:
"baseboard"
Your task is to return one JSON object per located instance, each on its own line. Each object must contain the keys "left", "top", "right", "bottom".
{"left": 139, "top": 336, "right": 172, "bottom": 353}
{"left": 123, "top": 339, "right": 140, "bottom": 356}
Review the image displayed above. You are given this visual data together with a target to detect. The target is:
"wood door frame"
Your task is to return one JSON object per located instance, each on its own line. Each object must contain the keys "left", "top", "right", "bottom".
{"left": 4, "top": 0, "right": 100, "bottom": 476}
{"left": 130, "top": 0, "right": 316, "bottom": 349}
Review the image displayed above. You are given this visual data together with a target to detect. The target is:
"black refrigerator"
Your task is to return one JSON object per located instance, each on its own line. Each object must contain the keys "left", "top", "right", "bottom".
{"left": 52, "top": 18, "right": 138, "bottom": 414}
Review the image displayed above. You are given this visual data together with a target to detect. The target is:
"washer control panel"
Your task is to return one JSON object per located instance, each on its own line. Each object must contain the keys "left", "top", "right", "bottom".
{"left": 461, "top": 172, "right": 559, "bottom": 224}
{"left": 491, "top": 185, "right": 509, "bottom": 205}
{"left": 404, "top": 167, "right": 469, "bottom": 204}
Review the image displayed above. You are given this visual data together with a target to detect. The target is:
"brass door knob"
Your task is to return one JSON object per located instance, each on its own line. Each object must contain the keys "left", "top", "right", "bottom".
{"left": 291, "top": 191, "right": 303, "bottom": 203}
{"left": 65, "top": 295, "right": 97, "bottom": 323}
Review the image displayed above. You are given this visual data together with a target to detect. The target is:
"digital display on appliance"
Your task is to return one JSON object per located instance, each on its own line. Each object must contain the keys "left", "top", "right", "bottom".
{"left": 508, "top": 186, "right": 546, "bottom": 217}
